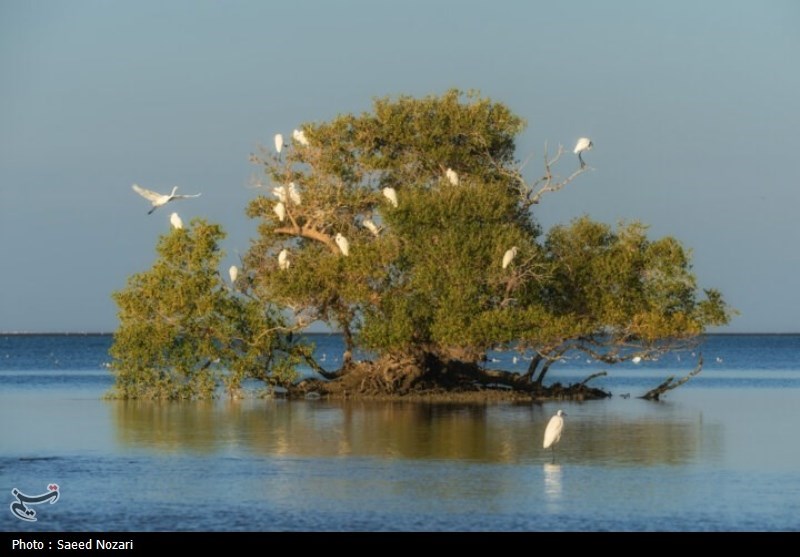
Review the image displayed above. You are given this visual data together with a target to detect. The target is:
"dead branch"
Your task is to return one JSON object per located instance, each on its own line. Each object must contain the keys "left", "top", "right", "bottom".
{"left": 640, "top": 355, "right": 703, "bottom": 401}
{"left": 579, "top": 370, "right": 607, "bottom": 387}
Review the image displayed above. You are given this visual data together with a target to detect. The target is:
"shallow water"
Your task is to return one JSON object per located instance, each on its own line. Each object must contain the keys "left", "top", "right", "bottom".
{"left": 1, "top": 334, "right": 799, "bottom": 531}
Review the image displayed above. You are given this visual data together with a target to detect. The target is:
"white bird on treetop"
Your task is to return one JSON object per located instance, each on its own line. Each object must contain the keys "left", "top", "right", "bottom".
{"left": 272, "top": 185, "right": 287, "bottom": 203}
{"left": 335, "top": 233, "right": 350, "bottom": 256}
{"left": 278, "top": 248, "right": 290, "bottom": 270}
{"left": 273, "top": 201, "right": 286, "bottom": 222}
{"left": 502, "top": 246, "right": 518, "bottom": 269}
{"left": 274, "top": 133, "right": 284, "bottom": 154}
{"left": 293, "top": 129, "right": 309, "bottom": 146}
{"left": 445, "top": 167, "right": 459, "bottom": 186}
{"left": 574, "top": 137, "right": 593, "bottom": 168}
{"left": 132, "top": 184, "right": 201, "bottom": 215}
{"left": 382, "top": 187, "right": 398, "bottom": 208}
{"left": 543, "top": 410, "right": 567, "bottom": 461}
{"left": 229, "top": 265, "right": 239, "bottom": 284}
{"left": 362, "top": 218, "right": 380, "bottom": 236}
{"left": 170, "top": 212, "right": 183, "bottom": 230}
{"left": 288, "top": 182, "right": 302, "bottom": 205}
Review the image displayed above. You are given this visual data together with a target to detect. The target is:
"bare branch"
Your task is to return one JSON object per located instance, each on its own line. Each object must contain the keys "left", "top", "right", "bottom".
{"left": 640, "top": 355, "right": 703, "bottom": 401}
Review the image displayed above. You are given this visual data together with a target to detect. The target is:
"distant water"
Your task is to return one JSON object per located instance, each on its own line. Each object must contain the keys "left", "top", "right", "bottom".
{"left": 1, "top": 334, "right": 799, "bottom": 531}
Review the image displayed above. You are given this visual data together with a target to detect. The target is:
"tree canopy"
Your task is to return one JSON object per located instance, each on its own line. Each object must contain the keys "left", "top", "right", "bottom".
{"left": 112, "top": 89, "right": 733, "bottom": 399}
{"left": 109, "top": 219, "right": 307, "bottom": 400}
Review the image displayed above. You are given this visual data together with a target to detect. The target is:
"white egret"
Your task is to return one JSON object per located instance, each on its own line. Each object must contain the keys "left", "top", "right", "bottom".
{"left": 293, "top": 129, "right": 309, "bottom": 146}
{"left": 502, "top": 246, "right": 518, "bottom": 269}
{"left": 170, "top": 212, "right": 183, "bottom": 230}
{"left": 574, "top": 137, "right": 593, "bottom": 168}
{"left": 445, "top": 167, "right": 459, "bottom": 186}
{"left": 229, "top": 265, "right": 239, "bottom": 284}
{"left": 288, "top": 182, "right": 302, "bottom": 205}
{"left": 335, "top": 233, "right": 350, "bottom": 256}
{"left": 272, "top": 185, "right": 287, "bottom": 203}
{"left": 274, "top": 133, "right": 284, "bottom": 154}
{"left": 362, "top": 218, "right": 380, "bottom": 236}
{"left": 543, "top": 409, "right": 566, "bottom": 461}
{"left": 273, "top": 201, "right": 286, "bottom": 222}
{"left": 278, "top": 248, "right": 290, "bottom": 270}
{"left": 382, "top": 187, "right": 398, "bottom": 208}
{"left": 632, "top": 356, "right": 642, "bottom": 364}
{"left": 132, "top": 184, "right": 201, "bottom": 214}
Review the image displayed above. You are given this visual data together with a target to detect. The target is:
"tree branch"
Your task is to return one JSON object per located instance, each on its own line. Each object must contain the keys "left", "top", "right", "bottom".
{"left": 640, "top": 355, "right": 703, "bottom": 401}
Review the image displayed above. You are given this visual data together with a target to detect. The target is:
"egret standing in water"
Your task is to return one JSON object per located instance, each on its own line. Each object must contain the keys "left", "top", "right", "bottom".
{"left": 543, "top": 410, "right": 567, "bottom": 462}
{"left": 574, "top": 137, "right": 593, "bottom": 168}
{"left": 132, "top": 184, "right": 201, "bottom": 214}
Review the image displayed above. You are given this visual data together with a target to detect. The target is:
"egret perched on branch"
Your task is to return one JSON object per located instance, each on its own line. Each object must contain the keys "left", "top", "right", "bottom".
{"left": 362, "top": 218, "right": 380, "bottom": 236}
{"left": 288, "top": 182, "right": 302, "bottom": 205}
{"left": 132, "top": 184, "right": 201, "bottom": 214}
{"left": 502, "top": 246, "right": 518, "bottom": 269}
{"left": 170, "top": 212, "right": 183, "bottom": 230}
{"left": 278, "top": 248, "right": 290, "bottom": 270}
{"left": 273, "top": 201, "right": 286, "bottom": 222}
{"left": 335, "top": 233, "right": 350, "bottom": 256}
{"left": 543, "top": 410, "right": 567, "bottom": 462}
{"left": 272, "top": 185, "right": 287, "bottom": 204}
{"left": 229, "top": 265, "right": 239, "bottom": 284}
{"left": 274, "top": 133, "right": 284, "bottom": 155}
{"left": 382, "top": 187, "right": 398, "bottom": 208}
{"left": 445, "top": 167, "right": 459, "bottom": 186}
{"left": 293, "top": 129, "right": 309, "bottom": 146}
{"left": 574, "top": 137, "right": 593, "bottom": 168}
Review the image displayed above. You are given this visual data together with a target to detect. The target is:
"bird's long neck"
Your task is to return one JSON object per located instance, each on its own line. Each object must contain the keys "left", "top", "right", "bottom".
{"left": 170, "top": 186, "right": 179, "bottom": 196}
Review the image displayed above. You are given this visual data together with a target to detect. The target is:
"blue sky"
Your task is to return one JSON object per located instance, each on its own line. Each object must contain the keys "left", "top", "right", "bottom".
{"left": 1, "top": 0, "right": 798, "bottom": 333}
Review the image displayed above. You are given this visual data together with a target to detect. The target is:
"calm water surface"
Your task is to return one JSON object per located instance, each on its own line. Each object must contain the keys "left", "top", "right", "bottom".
{"left": 1, "top": 334, "right": 798, "bottom": 531}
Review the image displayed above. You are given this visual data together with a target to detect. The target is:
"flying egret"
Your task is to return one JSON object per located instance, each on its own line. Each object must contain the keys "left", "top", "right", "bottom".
{"left": 170, "top": 212, "right": 183, "bottom": 230}
{"left": 574, "top": 137, "right": 593, "bottom": 168}
{"left": 132, "top": 184, "right": 201, "bottom": 214}
{"left": 502, "top": 246, "right": 518, "bottom": 269}
{"left": 273, "top": 201, "right": 286, "bottom": 222}
{"left": 293, "top": 129, "right": 309, "bottom": 146}
{"left": 445, "top": 167, "right": 459, "bottom": 186}
{"left": 229, "top": 265, "right": 239, "bottom": 284}
{"left": 278, "top": 248, "right": 290, "bottom": 270}
{"left": 543, "top": 410, "right": 566, "bottom": 462}
{"left": 382, "top": 187, "right": 398, "bottom": 208}
{"left": 362, "top": 218, "right": 380, "bottom": 236}
{"left": 274, "top": 133, "right": 284, "bottom": 155}
{"left": 288, "top": 182, "right": 302, "bottom": 205}
{"left": 335, "top": 233, "right": 350, "bottom": 256}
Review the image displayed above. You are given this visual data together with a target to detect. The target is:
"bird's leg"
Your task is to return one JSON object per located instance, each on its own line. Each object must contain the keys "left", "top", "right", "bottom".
{"left": 578, "top": 153, "right": 586, "bottom": 169}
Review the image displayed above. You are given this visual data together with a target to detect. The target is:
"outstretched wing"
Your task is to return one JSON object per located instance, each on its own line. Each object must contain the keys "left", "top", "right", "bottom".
{"left": 174, "top": 193, "right": 202, "bottom": 200}
{"left": 132, "top": 184, "right": 162, "bottom": 202}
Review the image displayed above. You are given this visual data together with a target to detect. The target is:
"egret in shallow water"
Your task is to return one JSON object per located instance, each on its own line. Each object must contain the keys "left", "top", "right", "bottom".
{"left": 543, "top": 410, "right": 566, "bottom": 462}
{"left": 632, "top": 356, "right": 642, "bottom": 364}
{"left": 132, "top": 184, "right": 201, "bottom": 214}
{"left": 382, "top": 187, "right": 398, "bottom": 208}
{"left": 574, "top": 137, "right": 593, "bottom": 168}
{"left": 170, "top": 212, "right": 183, "bottom": 230}
{"left": 278, "top": 248, "right": 290, "bottom": 270}
{"left": 502, "top": 246, "right": 518, "bottom": 269}
{"left": 335, "top": 233, "right": 350, "bottom": 256}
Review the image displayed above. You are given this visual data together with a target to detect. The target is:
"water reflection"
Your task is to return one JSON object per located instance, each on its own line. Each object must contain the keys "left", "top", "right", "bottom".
{"left": 113, "top": 400, "right": 722, "bottom": 467}
{"left": 543, "top": 463, "right": 562, "bottom": 501}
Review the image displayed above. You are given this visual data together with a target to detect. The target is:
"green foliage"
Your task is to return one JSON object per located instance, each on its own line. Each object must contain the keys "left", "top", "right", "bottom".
{"left": 246, "top": 89, "right": 732, "bottom": 375}
{"left": 110, "top": 219, "right": 304, "bottom": 400}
